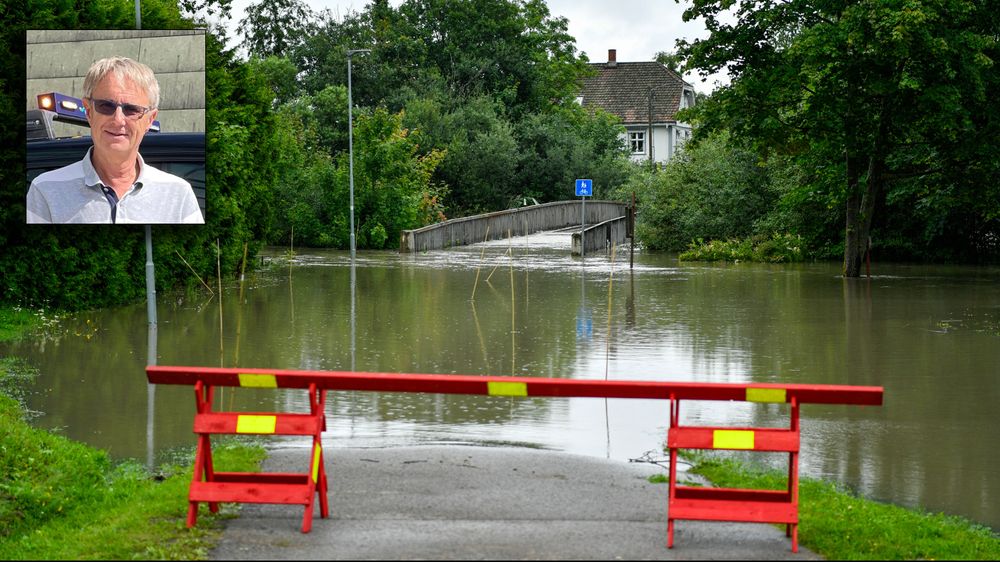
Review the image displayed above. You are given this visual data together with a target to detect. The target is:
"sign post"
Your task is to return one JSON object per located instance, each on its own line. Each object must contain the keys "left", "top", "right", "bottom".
{"left": 575, "top": 179, "right": 592, "bottom": 257}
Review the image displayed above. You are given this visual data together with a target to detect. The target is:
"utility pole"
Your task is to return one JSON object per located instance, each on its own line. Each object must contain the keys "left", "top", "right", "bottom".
{"left": 648, "top": 88, "right": 655, "bottom": 171}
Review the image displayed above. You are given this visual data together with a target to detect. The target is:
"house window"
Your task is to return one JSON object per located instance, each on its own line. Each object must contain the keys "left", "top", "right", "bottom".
{"left": 629, "top": 131, "right": 645, "bottom": 154}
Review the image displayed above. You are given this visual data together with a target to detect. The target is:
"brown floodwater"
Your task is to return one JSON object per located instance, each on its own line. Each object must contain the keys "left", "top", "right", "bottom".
{"left": 4, "top": 236, "right": 999, "bottom": 530}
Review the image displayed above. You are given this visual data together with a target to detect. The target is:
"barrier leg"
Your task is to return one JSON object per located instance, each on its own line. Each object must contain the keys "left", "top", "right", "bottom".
{"left": 189, "top": 382, "right": 211, "bottom": 527}
{"left": 789, "top": 397, "right": 800, "bottom": 552}
{"left": 299, "top": 384, "right": 329, "bottom": 532}
{"left": 313, "top": 387, "right": 329, "bottom": 519}
{"left": 186, "top": 439, "right": 202, "bottom": 527}
{"left": 203, "top": 435, "right": 220, "bottom": 514}
{"left": 318, "top": 446, "right": 329, "bottom": 518}
{"left": 187, "top": 432, "right": 220, "bottom": 523}
{"left": 301, "top": 440, "right": 320, "bottom": 533}
{"left": 667, "top": 395, "right": 679, "bottom": 548}
{"left": 301, "top": 504, "right": 314, "bottom": 533}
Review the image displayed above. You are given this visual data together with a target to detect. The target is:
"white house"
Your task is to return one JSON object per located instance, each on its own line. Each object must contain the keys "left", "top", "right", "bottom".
{"left": 578, "top": 49, "right": 696, "bottom": 165}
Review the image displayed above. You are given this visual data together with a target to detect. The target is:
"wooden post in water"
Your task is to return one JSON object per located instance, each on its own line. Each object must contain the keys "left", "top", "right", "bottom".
{"left": 630, "top": 191, "right": 636, "bottom": 269}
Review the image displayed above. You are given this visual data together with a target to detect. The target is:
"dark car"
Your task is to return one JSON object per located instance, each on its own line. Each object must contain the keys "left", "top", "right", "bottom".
{"left": 26, "top": 107, "right": 206, "bottom": 217}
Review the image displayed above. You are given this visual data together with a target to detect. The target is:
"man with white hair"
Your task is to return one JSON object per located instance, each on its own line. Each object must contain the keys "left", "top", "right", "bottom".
{"left": 27, "top": 56, "right": 203, "bottom": 224}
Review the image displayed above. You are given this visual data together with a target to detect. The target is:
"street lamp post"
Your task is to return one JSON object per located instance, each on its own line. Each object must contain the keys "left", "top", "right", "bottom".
{"left": 346, "top": 49, "right": 370, "bottom": 374}
{"left": 347, "top": 49, "right": 371, "bottom": 265}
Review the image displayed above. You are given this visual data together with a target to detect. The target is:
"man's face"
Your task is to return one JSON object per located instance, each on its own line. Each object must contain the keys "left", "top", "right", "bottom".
{"left": 84, "top": 74, "right": 158, "bottom": 160}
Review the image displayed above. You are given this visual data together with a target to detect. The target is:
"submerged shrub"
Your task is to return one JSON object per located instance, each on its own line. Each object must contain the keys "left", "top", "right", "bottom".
{"left": 679, "top": 233, "right": 806, "bottom": 263}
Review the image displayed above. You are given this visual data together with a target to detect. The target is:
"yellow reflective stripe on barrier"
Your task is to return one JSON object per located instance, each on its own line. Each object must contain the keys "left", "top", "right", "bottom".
{"left": 487, "top": 381, "right": 528, "bottom": 397}
{"left": 236, "top": 415, "right": 277, "bottom": 434}
{"left": 713, "top": 430, "right": 755, "bottom": 450}
{"left": 312, "top": 443, "right": 322, "bottom": 483}
{"left": 239, "top": 373, "right": 278, "bottom": 388}
{"left": 746, "top": 387, "right": 786, "bottom": 403}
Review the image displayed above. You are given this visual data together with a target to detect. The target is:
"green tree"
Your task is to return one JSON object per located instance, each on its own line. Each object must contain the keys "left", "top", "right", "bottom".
{"left": 620, "top": 132, "right": 779, "bottom": 251}
{"left": 238, "top": 0, "right": 316, "bottom": 59}
{"left": 514, "top": 105, "right": 630, "bottom": 203}
{"left": 250, "top": 55, "right": 301, "bottom": 106}
{"left": 272, "top": 104, "right": 445, "bottom": 249}
{"left": 292, "top": 0, "right": 589, "bottom": 115}
{"left": 204, "top": 32, "right": 282, "bottom": 260}
{"left": 678, "top": 0, "right": 1000, "bottom": 274}
{"left": 284, "top": 0, "right": 636, "bottom": 220}
{"left": 654, "top": 50, "right": 684, "bottom": 74}
{"left": 352, "top": 109, "right": 447, "bottom": 248}
{"left": 432, "top": 96, "right": 521, "bottom": 215}
{"left": 271, "top": 103, "right": 342, "bottom": 246}
{"left": 179, "top": 0, "right": 234, "bottom": 21}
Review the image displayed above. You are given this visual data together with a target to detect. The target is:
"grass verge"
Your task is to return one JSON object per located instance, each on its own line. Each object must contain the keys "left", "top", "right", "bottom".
{"left": 0, "top": 348, "right": 267, "bottom": 560}
{"left": 680, "top": 452, "right": 1000, "bottom": 560}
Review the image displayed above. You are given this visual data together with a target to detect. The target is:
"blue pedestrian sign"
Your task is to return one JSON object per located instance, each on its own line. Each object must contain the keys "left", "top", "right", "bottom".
{"left": 575, "top": 179, "right": 593, "bottom": 197}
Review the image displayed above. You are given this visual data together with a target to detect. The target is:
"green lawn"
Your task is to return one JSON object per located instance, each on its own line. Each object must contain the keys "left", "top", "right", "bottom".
{"left": 0, "top": 349, "right": 266, "bottom": 560}
{"left": 684, "top": 452, "right": 1000, "bottom": 560}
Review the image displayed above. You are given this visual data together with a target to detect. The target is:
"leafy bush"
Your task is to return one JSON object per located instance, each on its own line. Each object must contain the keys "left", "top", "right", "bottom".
{"left": 619, "top": 131, "right": 781, "bottom": 252}
{"left": 679, "top": 233, "right": 806, "bottom": 263}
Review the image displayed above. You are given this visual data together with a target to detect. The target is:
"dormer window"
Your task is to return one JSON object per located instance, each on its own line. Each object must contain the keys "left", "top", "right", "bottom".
{"left": 681, "top": 88, "right": 695, "bottom": 109}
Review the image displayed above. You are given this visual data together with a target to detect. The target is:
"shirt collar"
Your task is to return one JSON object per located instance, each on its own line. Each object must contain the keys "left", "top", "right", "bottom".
{"left": 82, "top": 147, "right": 146, "bottom": 189}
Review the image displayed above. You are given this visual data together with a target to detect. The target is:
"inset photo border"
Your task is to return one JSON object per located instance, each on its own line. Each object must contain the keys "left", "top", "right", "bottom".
{"left": 26, "top": 29, "right": 206, "bottom": 225}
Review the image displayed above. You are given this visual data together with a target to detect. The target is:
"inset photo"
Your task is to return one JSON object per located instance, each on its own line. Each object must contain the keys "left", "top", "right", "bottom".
{"left": 26, "top": 29, "right": 206, "bottom": 224}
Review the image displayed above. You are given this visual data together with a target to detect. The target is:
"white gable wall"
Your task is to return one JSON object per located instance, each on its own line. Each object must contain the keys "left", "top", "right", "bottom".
{"left": 622, "top": 122, "right": 693, "bottom": 165}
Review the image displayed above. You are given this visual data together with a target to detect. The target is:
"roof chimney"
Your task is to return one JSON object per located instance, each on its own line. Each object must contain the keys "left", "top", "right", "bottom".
{"left": 607, "top": 49, "right": 617, "bottom": 67}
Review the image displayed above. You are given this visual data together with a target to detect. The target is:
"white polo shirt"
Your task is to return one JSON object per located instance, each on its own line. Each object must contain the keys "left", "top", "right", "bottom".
{"left": 26, "top": 147, "right": 204, "bottom": 224}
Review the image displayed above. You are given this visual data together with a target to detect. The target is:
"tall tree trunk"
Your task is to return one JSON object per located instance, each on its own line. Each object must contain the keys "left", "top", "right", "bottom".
{"left": 842, "top": 57, "right": 864, "bottom": 278}
{"left": 843, "top": 97, "right": 890, "bottom": 277}
{"left": 843, "top": 154, "right": 864, "bottom": 277}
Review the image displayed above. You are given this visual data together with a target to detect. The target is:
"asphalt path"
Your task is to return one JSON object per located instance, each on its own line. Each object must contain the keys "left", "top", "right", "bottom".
{"left": 209, "top": 444, "right": 820, "bottom": 560}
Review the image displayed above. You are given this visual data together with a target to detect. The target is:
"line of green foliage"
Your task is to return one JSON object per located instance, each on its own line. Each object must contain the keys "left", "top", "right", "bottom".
{"left": 684, "top": 452, "right": 1000, "bottom": 560}
{"left": 0, "top": 358, "right": 266, "bottom": 560}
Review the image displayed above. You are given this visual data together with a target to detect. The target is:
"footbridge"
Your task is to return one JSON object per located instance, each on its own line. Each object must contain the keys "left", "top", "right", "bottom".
{"left": 399, "top": 200, "right": 631, "bottom": 256}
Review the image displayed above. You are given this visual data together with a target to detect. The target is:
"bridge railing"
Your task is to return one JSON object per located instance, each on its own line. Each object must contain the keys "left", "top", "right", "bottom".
{"left": 400, "top": 200, "right": 627, "bottom": 252}
{"left": 571, "top": 216, "right": 630, "bottom": 256}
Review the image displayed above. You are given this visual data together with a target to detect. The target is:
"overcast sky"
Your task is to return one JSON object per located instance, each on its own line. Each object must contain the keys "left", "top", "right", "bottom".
{"left": 220, "top": 0, "right": 730, "bottom": 92}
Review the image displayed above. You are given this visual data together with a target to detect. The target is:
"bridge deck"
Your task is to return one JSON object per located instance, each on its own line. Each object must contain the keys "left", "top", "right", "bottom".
{"left": 400, "top": 200, "right": 629, "bottom": 254}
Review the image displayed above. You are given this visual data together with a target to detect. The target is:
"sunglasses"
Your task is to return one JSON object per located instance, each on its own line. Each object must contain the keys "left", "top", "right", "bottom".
{"left": 87, "top": 98, "right": 152, "bottom": 119}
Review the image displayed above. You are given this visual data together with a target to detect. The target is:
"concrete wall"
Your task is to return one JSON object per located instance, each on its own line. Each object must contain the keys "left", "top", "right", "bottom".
{"left": 26, "top": 29, "right": 205, "bottom": 138}
{"left": 400, "top": 201, "right": 629, "bottom": 253}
